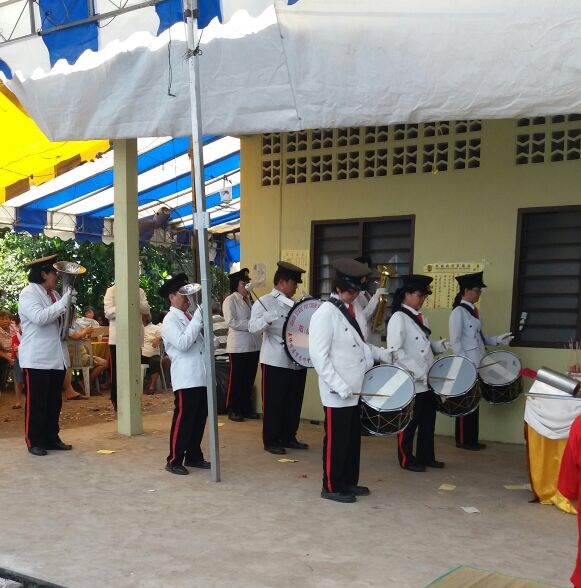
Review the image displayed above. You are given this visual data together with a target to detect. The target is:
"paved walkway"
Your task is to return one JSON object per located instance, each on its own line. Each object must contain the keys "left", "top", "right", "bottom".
{"left": 0, "top": 415, "right": 575, "bottom": 588}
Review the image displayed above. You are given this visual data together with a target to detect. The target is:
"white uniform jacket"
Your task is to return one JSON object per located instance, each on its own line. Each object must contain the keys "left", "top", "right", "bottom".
{"left": 449, "top": 301, "right": 498, "bottom": 366}
{"left": 18, "top": 283, "right": 69, "bottom": 370}
{"left": 354, "top": 290, "right": 381, "bottom": 345}
{"left": 222, "top": 292, "right": 261, "bottom": 353}
{"left": 162, "top": 306, "right": 206, "bottom": 391}
{"left": 248, "top": 288, "right": 304, "bottom": 371}
{"left": 386, "top": 305, "right": 444, "bottom": 393}
{"left": 310, "top": 297, "right": 390, "bottom": 408}
{"left": 104, "top": 285, "right": 150, "bottom": 345}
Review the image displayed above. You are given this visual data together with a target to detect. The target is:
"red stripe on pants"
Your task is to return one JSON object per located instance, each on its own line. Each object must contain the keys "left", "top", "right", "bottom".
{"left": 398, "top": 431, "right": 407, "bottom": 467}
{"left": 169, "top": 390, "right": 183, "bottom": 464}
{"left": 24, "top": 368, "right": 31, "bottom": 448}
{"left": 325, "top": 407, "right": 334, "bottom": 492}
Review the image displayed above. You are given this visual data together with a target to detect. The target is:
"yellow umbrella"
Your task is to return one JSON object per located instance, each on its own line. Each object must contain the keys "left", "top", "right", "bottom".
{"left": 0, "top": 84, "right": 109, "bottom": 202}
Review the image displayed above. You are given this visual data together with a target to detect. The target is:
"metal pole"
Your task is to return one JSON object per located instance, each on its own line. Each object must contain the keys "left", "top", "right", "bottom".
{"left": 185, "top": 0, "right": 220, "bottom": 482}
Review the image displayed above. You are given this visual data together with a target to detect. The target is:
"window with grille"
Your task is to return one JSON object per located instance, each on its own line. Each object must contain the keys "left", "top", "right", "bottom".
{"left": 511, "top": 206, "right": 581, "bottom": 347}
{"left": 311, "top": 216, "right": 414, "bottom": 310}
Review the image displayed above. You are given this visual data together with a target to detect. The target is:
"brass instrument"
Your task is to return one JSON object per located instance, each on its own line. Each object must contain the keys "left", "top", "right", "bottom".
{"left": 371, "top": 264, "right": 396, "bottom": 333}
{"left": 178, "top": 282, "right": 202, "bottom": 313}
{"left": 53, "top": 260, "right": 87, "bottom": 340}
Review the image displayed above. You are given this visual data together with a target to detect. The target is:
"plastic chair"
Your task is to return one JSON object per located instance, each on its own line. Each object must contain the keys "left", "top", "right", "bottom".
{"left": 69, "top": 339, "right": 99, "bottom": 397}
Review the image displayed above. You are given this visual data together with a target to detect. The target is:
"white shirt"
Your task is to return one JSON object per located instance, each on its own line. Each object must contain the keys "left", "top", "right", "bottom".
{"left": 76, "top": 316, "right": 99, "bottom": 329}
{"left": 162, "top": 306, "right": 206, "bottom": 390}
{"left": 386, "top": 305, "right": 442, "bottom": 393}
{"left": 310, "top": 296, "right": 390, "bottom": 408}
{"left": 142, "top": 322, "right": 162, "bottom": 358}
{"left": 18, "top": 283, "right": 69, "bottom": 370}
{"left": 104, "top": 285, "right": 150, "bottom": 345}
{"left": 222, "top": 291, "right": 262, "bottom": 353}
{"left": 449, "top": 300, "right": 498, "bottom": 366}
{"left": 248, "top": 288, "right": 304, "bottom": 371}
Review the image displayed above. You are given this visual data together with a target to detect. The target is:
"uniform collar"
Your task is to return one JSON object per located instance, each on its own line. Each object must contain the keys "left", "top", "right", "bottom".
{"left": 169, "top": 306, "right": 189, "bottom": 318}
{"left": 461, "top": 299, "right": 475, "bottom": 309}
{"left": 401, "top": 303, "right": 420, "bottom": 316}
{"left": 271, "top": 288, "right": 294, "bottom": 307}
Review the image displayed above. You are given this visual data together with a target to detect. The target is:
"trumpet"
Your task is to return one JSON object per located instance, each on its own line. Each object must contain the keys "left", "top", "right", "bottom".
{"left": 178, "top": 282, "right": 202, "bottom": 314}
{"left": 53, "top": 260, "right": 86, "bottom": 340}
{"left": 371, "top": 264, "right": 396, "bottom": 333}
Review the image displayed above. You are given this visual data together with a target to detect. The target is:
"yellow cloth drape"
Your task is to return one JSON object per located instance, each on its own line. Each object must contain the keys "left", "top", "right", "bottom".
{"left": 526, "top": 423, "right": 577, "bottom": 515}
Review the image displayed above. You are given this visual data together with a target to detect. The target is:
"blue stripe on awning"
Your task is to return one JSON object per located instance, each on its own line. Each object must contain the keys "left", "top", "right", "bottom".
{"left": 14, "top": 209, "right": 47, "bottom": 234}
{"left": 171, "top": 184, "right": 240, "bottom": 219}
{"left": 156, "top": 0, "right": 184, "bottom": 34}
{"left": 22, "top": 136, "right": 220, "bottom": 211}
{"left": 89, "top": 152, "right": 240, "bottom": 218}
{"left": 75, "top": 216, "right": 105, "bottom": 242}
{"left": 39, "top": 0, "right": 98, "bottom": 67}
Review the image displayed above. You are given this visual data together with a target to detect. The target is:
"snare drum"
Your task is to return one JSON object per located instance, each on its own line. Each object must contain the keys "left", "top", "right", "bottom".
{"left": 282, "top": 297, "right": 323, "bottom": 368}
{"left": 478, "top": 350, "right": 523, "bottom": 404}
{"left": 360, "top": 365, "right": 415, "bottom": 436}
{"left": 428, "top": 355, "right": 480, "bottom": 417}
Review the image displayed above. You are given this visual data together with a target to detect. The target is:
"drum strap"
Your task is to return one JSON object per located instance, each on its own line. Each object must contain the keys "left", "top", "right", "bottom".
{"left": 459, "top": 304, "right": 486, "bottom": 343}
{"left": 328, "top": 297, "right": 365, "bottom": 342}
{"left": 399, "top": 307, "right": 432, "bottom": 336}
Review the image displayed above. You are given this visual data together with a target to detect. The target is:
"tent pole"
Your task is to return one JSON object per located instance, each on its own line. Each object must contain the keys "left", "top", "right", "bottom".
{"left": 185, "top": 0, "right": 220, "bottom": 482}
{"left": 188, "top": 140, "right": 201, "bottom": 283}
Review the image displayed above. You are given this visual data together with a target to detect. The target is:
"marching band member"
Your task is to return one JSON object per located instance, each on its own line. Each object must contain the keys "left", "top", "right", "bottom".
{"left": 248, "top": 261, "right": 308, "bottom": 455}
{"left": 310, "top": 259, "right": 391, "bottom": 503}
{"left": 449, "top": 272, "right": 514, "bottom": 450}
{"left": 18, "top": 255, "right": 74, "bottom": 456}
{"left": 353, "top": 255, "right": 386, "bottom": 346}
{"left": 104, "top": 282, "right": 150, "bottom": 411}
{"left": 387, "top": 274, "right": 450, "bottom": 472}
{"left": 222, "top": 268, "right": 261, "bottom": 422}
{"left": 160, "top": 273, "right": 210, "bottom": 475}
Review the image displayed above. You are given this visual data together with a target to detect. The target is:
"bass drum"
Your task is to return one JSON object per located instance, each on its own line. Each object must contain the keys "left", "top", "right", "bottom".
{"left": 282, "top": 297, "right": 323, "bottom": 368}
{"left": 360, "top": 365, "right": 415, "bottom": 436}
{"left": 429, "top": 355, "right": 480, "bottom": 417}
{"left": 478, "top": 350, "right": 523, "bottom": 405}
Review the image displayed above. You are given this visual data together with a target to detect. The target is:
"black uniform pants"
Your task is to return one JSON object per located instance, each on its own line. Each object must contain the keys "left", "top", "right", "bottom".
{"left": 455, "top": 406, "right": 480, "bottom": 445}
{"left": 24, "top": 368, "right": 66, "bottom": 448}
{"left": 397, "top": 390, "right": 437, "bottom": 467}
{"left": 261, "top": 364, "right": 307, "bottom": 447}
{"left": 227, "top": 351, "right": 259, "bottom": 415}
{"left": 109, "top": 344, "right": 117, "bottom": 410}
{"left": 167, "top": 387, "right": 208, "bottom": 466}
{"left": 322, "top": 405, "right": 361, "bottom": 493}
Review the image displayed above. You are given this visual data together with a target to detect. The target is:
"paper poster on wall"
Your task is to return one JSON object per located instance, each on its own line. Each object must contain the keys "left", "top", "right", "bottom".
{"left": 281, "top": 249, "right": 310, "bottom": 298}
{"left": 423, "top": 262, "right": 484, "bottom": 309}
{"left": 252, "top": 262, "right": 266, "bottom": 287}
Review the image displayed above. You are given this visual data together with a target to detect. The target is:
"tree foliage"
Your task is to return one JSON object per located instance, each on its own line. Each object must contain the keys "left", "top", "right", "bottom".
{"left": 0, "top": 231, "right": 229, "bottom": 320}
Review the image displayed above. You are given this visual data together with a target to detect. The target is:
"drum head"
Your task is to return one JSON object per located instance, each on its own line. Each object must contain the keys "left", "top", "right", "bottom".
{"left": 283, "top": 298, "right": 323, "bottom": 368}
{"left": 479, "top": 351, "right": 522, "bottom": 386}
{"left": 360, "top": 365, "right": 415, "bottom": 411}
{"left": 428, "top": 355, "right": 477, "bottom": 398}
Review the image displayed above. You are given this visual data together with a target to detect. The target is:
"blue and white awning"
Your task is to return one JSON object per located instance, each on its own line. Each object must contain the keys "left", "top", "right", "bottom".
{"left": 0, "top": 135, "right": 241, "bottom": 243}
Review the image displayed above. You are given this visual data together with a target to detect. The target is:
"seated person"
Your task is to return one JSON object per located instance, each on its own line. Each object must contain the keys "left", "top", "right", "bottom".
{"left": 0, "top": 309, "right": 14, "bottom": 389}
{"left": 69, "top": 321, "right": 108, "bottom": 395}
{"left": 141, "top": 313, "right": 169, "bottom": 394}
{"left": 77, "top": 306, "right": 100, "bottom": 328}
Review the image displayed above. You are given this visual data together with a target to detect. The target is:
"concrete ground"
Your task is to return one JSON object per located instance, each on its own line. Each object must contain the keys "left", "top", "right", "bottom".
{"left": 0, "top": 413, "right": 575, "bottom": 588}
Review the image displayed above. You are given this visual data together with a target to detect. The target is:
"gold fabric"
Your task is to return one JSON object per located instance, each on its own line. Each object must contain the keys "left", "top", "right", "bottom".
{"left": 526, "top": 423, "right": 577, "bottom": 515}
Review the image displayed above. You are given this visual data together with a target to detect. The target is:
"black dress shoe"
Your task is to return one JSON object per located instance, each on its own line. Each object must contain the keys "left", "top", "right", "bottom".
{"left": 346, "top": 485, "right": 370, "bottom": 496}
{"left": 425, "top": 460, "right": 445, "bottom": 468}
{"left": 165, "top": 463, "right": 189, "bottom": 475}
{"left": 264, "top": 445, "right": 286, "bottom": 455}
{"left": 281, "top": 439, "right": 309, "bottom": 450}
{"left": 456, "top": 442, "right": 487, "bottom": 451}
{"left": 28, "top": 446, "right": 47, "bottom": 456}
{"left": 228, "top": 413, "right": 245, "bottom": 422}
{"left": 243, "top": 412, "right": 260, "bottom": 420}
{"left": 402, "top": 463, "right": 426, "bottom": 472}
{"left": 321, "top": 489, "right": 356, "bottom": 503}
{"left": 47, "top": 440, "right": 73, "bottom": 450}
{"left": 184, "top": 459, "right": 211, "bottom": 469}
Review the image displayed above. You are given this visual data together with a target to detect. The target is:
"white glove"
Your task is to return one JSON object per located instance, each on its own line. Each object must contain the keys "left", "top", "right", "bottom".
{"left": 375, "top": 287, "right": 388, "bottom": 297}
{"left": 336, "top": 388, "right": 353, "bottom": 400}
{"left": 495, "top": 332, "right": 514, "bottom": 345}
{"left": 264, "top": 310, "right": 279, "bottom": 324}
{"left": 70, "top": 289, "right": 78, "bottom": 305}
{"left": 432, "top": 338, "right": 451, "bottom": 354}
{"left": 192, "top": 307, "right": 203, "bottom": 327}
{"left": 60, "top": 290, "right": 72, "bottom": 307}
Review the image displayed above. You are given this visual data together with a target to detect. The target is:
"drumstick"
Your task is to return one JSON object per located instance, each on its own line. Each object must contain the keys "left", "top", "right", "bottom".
{"left": 330, "top": 391, "right": 391, "bottom": 398}
{"left": 478, "top": 360, "right": 503, "bottom": 369}
{"left": 429, "top": 376, "right": 456, "bottom": 382}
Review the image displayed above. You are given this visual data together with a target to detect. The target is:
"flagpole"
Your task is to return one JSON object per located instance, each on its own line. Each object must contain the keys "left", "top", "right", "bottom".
{"left": 185, "top": 0, "right": 220, "bottom": 482}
